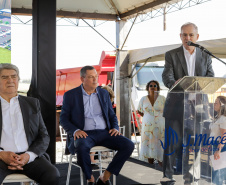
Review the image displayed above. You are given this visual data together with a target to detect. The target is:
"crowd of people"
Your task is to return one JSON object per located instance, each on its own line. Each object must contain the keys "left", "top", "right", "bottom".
{"left": 0, "top": 22, "right": 225, "bottom": 185}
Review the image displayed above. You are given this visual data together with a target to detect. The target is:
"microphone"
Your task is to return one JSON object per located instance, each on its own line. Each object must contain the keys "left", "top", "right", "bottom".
{"left": 187, "top": 41, "right": 205, "bottom": 50}
{"left": 187, "top": 41, "right": 226, "bottom": 65}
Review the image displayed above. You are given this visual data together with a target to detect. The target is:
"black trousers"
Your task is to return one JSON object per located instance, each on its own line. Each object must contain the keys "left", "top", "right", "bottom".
{"left": 163, "top": 112, "right": 202, "bottom": 181}
{"left": 163, "top": 118, "right": 183, "bottom": 179}
{"left": 0, "top": 155, "right": 60, "bottom": 185}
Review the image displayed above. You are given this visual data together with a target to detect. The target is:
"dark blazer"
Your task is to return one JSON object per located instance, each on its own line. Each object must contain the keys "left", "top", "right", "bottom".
{"left": 162, "top": 46, "right": 214, "bottom": 120}
{"left": 162, "top": 46, "right": 214, "bottom": 89}
{"left": 60, "top": 85, "right": 119, "bottom": 155}
{"left": 0, "top": 95, "right": 50, "bottom": 157}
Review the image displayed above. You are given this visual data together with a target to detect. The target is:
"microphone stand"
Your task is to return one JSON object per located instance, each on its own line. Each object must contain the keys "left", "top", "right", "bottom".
{"left": 201, "top": 47, "right": 226, "bottom": 65}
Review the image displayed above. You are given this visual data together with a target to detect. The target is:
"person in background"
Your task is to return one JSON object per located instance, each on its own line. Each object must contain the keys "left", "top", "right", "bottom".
{"left": 209, "top": 96, "right": 226, "bottom": 185}
{"left": 101, "top": 85, "right": 115, "bottom": 103}
{"left": 137, "top": 80, "right": 165, "bottom": 166}
{"left": 0, "top": 63, "right": 60, "bottom": 185}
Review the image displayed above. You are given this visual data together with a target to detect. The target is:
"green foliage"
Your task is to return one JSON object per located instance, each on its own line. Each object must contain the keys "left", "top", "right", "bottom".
{"left": 0, "top": 47, "right": 11, "bottom": 63}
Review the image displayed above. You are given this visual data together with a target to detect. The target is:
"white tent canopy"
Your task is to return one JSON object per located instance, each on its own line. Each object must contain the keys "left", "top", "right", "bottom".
{"left": 129, "top": 38, "right": 226, "bottom": 64}
{"left": 12, "top": 0, "right": 181, "bottom": 20}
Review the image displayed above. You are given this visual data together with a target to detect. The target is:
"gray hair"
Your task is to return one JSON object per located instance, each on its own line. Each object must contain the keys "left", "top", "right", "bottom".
{"left": 0, "top": 63, "right": 20, "bottom": 80}
{"left": 80, "top": 66, "right": 95, "bottom": 77}
{"left": 181, "top": 22, "right": 198, "bottom": 33}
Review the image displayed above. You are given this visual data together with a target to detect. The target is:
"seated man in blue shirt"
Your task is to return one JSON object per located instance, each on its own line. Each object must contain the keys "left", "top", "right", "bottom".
{"left": 60, "top": 66, "right": 134, "bottom": 185}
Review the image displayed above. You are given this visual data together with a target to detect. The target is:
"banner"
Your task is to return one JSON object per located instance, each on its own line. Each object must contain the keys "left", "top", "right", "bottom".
{"left": 0, "top": 0, "right": 11, "bottom": 63}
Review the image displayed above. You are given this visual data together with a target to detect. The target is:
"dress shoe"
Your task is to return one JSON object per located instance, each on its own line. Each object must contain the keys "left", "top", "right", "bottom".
{"left": 184, "top": 177, "right": 199, "bottom": 185}
{"left": 184, "top": 181, "right": 198, "bottom": 185}
{"left": 96, "top": 177, "right": 112, "bottom": 185}
{"left": 87, "top": 182, "right": 96, "bottom": 185}
{"left": 160, "top": 177, "right": 176, "bottom": 182}
{"left": 148, "top": 158, "right": 154, "bottom": 164}
{"left": 160, "top": 182, "right": 175, "bottom": 185}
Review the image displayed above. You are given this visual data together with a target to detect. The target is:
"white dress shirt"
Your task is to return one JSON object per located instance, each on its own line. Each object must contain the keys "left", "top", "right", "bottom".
{"left": 183, "top": 46, "right": 197, "bottom": 100}
{"left": 0, "top": 96, "right": 37, "bottom": 163}
{"left": 183, "top": 46, "right": 196, "bottom": 76}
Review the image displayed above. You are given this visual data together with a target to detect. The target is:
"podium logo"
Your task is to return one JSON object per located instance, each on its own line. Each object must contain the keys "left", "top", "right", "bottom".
{"left": 160, "top": 126, "right": 226, "bottom": 155}
{"left": 160, "top": 126, "right": 178, "bottom": 155}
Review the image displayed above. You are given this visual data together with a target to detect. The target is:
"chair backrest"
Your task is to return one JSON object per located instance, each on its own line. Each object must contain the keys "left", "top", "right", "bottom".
{"left": 59, "top": 125, "right": 67, "bottom": 143}
{"left": 119, "top": 126, "right": 125, "bottom": 136}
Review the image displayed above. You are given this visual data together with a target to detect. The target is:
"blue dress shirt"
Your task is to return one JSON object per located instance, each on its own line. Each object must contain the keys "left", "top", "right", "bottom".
{"left": 81, "top": 85, "right": 107, "bottom": 131}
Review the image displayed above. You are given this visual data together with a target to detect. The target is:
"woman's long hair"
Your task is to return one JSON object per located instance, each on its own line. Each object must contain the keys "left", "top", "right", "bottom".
{"left": 216, "top": 96, "right": 226, "bottom": 119}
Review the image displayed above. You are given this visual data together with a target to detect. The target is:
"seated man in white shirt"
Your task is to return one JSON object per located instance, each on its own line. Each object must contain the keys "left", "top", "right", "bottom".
{"left": 0, "top": 63, "right": 60, "bottom": 185}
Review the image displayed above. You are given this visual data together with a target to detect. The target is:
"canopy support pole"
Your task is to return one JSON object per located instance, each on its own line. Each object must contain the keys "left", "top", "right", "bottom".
{"left": 29, "top": 0, "right": 56, "bottom": 163}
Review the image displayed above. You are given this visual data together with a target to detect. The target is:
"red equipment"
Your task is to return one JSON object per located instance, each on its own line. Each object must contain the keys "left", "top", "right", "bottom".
{"left": 56, "top": 51, "right": 116, "bottom": 108}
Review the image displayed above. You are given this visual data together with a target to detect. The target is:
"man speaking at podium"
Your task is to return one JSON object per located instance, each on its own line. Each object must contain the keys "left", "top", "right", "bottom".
{"left": 161, "top": 22, "right": 214, "bottom": 183}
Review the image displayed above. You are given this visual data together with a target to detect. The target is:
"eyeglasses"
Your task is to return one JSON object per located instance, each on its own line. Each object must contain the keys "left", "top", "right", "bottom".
{"left": 149, "top": 85, "right": 157, "bottom": 88}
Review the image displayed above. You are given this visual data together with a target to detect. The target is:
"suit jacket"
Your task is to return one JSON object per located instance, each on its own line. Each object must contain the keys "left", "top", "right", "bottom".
{"left": 162, "top": 46, "right": 214, "bottom": 89}
{"left": 0, "top": 95, "right": 50, "bottom": 157}
{"left": 60, "top": 85, "right": 119, "bottom": 155}
{"left": 162, "top": 46, "right": 214, "bottom": 120}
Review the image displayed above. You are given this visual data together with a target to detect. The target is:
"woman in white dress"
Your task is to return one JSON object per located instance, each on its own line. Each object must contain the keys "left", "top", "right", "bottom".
{"left": 209, "top": 96, "right": 226, "bottom": 185}
{"left": 137, "top": 80, "right": 165, "bottom": 166}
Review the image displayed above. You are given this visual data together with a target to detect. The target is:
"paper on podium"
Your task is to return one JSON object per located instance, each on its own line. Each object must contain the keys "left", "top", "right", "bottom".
{"left": 210, "top": 151, "right": 226, "bottom": 171}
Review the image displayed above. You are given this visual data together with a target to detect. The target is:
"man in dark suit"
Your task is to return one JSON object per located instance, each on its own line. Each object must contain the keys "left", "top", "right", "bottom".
{"left": 161, "top": 22, "right": 214, "bottom": 182}
{"left": 60, "top": 66, "right": 134, "bottom": 185}
{"left": 0, "top": 63, "right": 60, "bottom": 184}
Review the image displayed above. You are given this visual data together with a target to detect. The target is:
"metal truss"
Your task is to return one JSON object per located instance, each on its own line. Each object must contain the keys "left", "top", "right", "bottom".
{"left": 11, "top": 0, "right": 211, "bottom": 27}
{"left": 56, "top": 18, "right": 109, "bottom": 27}
{"left": 11, "top": 15, "right": 109, "bottom": 27}
{"left": 129, "top": 0, "right": 212, "bottom": 24}
{"left": 11, "top": 15, "right": 33, "bottom": 24}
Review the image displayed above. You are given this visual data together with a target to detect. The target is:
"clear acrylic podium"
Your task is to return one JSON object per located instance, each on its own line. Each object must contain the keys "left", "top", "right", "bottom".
{"left": 168, "top": 76, "right": 226, "bottom": 185}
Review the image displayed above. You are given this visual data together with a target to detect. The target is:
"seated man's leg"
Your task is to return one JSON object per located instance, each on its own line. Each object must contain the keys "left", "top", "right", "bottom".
{"left": 98, "top": 130, "right": 134, "bottom": 176}
{"left": 0, "top": 160, "right": 13, "bottom": 184}
{"left": 74, "top": 132, "right": 96, "bottom": 180}
{"left": 23, "top": 156, "right": 60, "bottom": 185}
